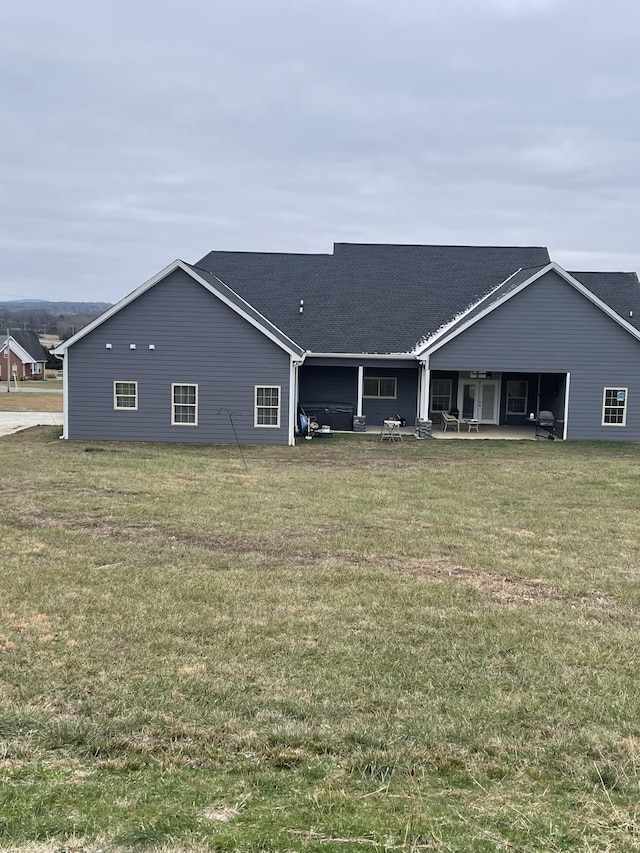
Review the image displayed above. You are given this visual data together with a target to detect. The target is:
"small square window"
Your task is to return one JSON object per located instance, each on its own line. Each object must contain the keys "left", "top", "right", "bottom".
{"left": 114, "top": 381, "right": 138, "bottom": 410}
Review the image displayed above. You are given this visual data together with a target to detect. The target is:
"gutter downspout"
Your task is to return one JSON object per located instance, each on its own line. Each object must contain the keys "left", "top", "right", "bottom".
{"left": 563, "top": 373, "right": 570, "bottom": 440}
{"left": 357, "top": 365, "right": 364, "bottom": 417}
{"left": 289, "top": 357, "right": 304, "bottom": 446}
{"left": 61, "top": 351, "right": 69, "bottom": 439}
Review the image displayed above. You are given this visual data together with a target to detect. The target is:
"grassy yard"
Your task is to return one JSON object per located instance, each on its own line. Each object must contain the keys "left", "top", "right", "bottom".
{"left": 0, "top": 393, "right": 62, "bottom": 413}
{"left": 1, "top": 430, "right": 639, "bottom": 852}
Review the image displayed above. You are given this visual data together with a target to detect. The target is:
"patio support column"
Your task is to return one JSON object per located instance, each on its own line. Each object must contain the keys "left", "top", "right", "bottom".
{"left": 419, "top": 360, "right": 430, "bottom": 420}
{"left": 357, "top": 365, "right": 364, "bottom": 417}
{"left": 562, "top": 373, "right": 570, "bottom": 440}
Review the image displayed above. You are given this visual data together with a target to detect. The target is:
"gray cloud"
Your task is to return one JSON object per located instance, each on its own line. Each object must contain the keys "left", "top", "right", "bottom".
{"left": 1, "top": 0, "right": 640, "bottom": 300}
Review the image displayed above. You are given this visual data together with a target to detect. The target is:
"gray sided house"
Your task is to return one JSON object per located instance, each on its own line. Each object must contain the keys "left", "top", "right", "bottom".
{"left": 55, "top": 244, "right": 640, "bottom": 443}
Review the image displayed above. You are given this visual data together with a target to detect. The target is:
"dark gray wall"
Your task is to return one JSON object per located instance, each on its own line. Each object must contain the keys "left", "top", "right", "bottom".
{"left": 430, "top": 270, "right": 640, "bottom": 440}
{"left": 298, "top": 363, "right": 419, "bottom": 425}
{"left": 363, "top": 366, "right": 418, "bottom": 424}
{"left": 67, "top": 269, "right": 292, "bottom": 444}
{"left": 299, "top": 365, "right": 358, "bottom": 406}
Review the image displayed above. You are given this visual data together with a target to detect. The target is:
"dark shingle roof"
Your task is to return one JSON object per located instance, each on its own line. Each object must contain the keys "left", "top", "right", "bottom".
{"left": 11, "top": 330, "right": 48, "bottom": 362}
{"left": 568, "top": 271, "right": 640, "bottom": 331}
{"left": 195, "top": 243, "right": 551, "bottom": 353}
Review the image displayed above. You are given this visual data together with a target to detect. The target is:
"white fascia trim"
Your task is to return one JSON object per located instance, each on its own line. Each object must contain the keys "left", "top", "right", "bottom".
{"left": 2, "top": 338, "right": 34, "bottom": 363}
{"left": 52, "top": 260, "right": 305, "bottom": 360}
{"left": 308, "top": 351, "right": 414, "bottom": 360}
{"left": 413, "top": 266, "right": 528, "bottom": 357}
{"left": 187, "top": 266, "right": 305, "bottom": 358}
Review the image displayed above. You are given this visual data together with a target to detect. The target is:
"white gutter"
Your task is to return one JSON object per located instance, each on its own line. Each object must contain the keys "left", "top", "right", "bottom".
{"left": 308, "top": 351, "right": 415, "bottom": 360}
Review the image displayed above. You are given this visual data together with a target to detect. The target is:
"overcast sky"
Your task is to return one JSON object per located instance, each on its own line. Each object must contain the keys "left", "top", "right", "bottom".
{"left": 2, "top": 0, "right": 640, "bottom": 302}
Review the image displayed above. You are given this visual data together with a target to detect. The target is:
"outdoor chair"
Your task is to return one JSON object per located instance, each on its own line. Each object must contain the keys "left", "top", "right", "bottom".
{"left": 441, "top": 411, "right": 460, "bottom": 432}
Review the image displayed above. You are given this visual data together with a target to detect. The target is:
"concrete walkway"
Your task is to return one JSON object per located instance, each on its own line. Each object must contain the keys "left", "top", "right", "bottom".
{"left": 0, "top": 412, "right": 63, "bottom": 437}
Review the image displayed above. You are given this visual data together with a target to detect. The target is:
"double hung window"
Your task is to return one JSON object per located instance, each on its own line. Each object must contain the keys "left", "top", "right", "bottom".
{"left": 255, "top": 386, "right": 280, "bottom": 427}
{"left": 172, "top": 384, "right": 198, "bottom": 425}
{"left": 602, "top": 388, "right": 627, "bottom": 426}
{"left": 430, "top": 378, "right": 452, "bottom": 412}
{"left": 506, "top": 381, "right": 528, "bottom": 415}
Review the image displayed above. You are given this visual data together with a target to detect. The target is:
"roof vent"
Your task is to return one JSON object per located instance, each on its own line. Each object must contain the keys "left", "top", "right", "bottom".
{"left": 129, "top": 343, "right": 136, "bottom": 350}
{"left": 630, "top": 310, "right": 633, "bottom": 318}
{"left": 105, "top": 343, "right": 112, "bottom": 350}
{"left": 299, "top": 299, "right": 304, "bottom": 314}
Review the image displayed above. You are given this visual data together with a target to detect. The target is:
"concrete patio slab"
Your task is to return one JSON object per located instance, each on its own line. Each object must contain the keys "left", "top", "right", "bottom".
{"left": 0, "top": 412, "right": 63, "bottom": 437}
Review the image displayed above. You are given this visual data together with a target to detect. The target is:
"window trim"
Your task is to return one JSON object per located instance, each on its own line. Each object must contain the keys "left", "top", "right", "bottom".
{"left": 171, "top": 383, "right": 198, "bottom": 426}
{"left": 363, "top": 376, "right": 397, "bottom": 399}
{"left": 506, "top": 380, "right": 528, "bottom": 416}
{"left": 113, "top": 380, "right": 138, "bottom": 411}
{"left": 602, "top": 387, "right": 627, "bottom": 427}
{"left": 255, "top": 384, "right": 281, "bottom": 428}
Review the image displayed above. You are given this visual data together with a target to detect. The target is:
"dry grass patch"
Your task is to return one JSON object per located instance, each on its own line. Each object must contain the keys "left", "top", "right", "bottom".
{"left": 0, "top": 393, "right": 62, "bottom": 413}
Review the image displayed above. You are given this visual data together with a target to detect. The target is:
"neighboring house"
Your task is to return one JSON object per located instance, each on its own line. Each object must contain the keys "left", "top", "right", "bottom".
{"left": 53, "top": 243, "right": 640, "bottom": 444}
{"left": 0, "top": 330, "right": 49, "bottom": 381}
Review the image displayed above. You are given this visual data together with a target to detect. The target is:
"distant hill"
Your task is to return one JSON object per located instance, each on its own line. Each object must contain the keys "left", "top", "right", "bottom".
{"left": 1, "top": 300, "right": 111, "bottom": 314}
{"left": 0, "top": 300, "right": 112, "bottom": 340}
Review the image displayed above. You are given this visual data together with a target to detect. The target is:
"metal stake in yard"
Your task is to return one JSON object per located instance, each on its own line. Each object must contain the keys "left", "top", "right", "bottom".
{"left": 217, "top": 408, "right": 249, "bottom": 473}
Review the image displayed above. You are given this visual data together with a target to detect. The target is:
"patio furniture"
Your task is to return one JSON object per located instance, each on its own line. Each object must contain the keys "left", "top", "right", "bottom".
{"left": 441, "top": 411, "right": 460, "bottom": 432}
{"left": 463, "top": 418, "right": 480, "bottom": 432}
{"left": 380, "top": 419, "right": 403, "bottom": 442}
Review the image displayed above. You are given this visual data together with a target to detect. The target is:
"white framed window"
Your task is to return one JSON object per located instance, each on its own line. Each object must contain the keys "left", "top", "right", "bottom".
{"left": 431, "top": 378, "right": 452, "bottom": 412}
{"left": 172, "top": 384, "right": 198, "bottom": 425}
{"left": 114, "top": 381, "right": 138, "bottom": 410}
{"left": 506, "top": 380, "right": 528, "bottom": 415}
{"left": 363, "top": 376, "right": 397, "bottom": 399}
{"left": 255, "top": 385, "right": 281, "bottom": 427}
{"left": 602, "top": 387, "right": 627, "bottom": 426}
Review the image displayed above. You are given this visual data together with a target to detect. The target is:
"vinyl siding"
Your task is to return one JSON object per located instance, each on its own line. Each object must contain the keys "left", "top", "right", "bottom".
{"left": 66, "top": 269, "right": 291, "bottom": 444}
{"left": 430, "top": 270, "right": 640, "bottom": 440}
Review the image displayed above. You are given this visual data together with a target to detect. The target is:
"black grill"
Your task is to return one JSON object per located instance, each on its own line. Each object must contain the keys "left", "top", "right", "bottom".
{"left": 535, "top": 410, "right": 556, "bottom": 440}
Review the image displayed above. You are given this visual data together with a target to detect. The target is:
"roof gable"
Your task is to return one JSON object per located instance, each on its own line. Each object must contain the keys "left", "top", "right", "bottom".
{"left": 417, "top": 262, "right": 640, "bottom": 357}
{"left": 6, "top": 330, "right": 48, "bottom": 362}
{"left": 54, "top": 260, "right": 305, "bottom": 359}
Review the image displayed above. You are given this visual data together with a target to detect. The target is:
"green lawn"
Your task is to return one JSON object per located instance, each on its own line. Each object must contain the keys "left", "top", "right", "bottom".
{"left": 1, "top": 430, "right": 639, "bottom": 851}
